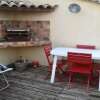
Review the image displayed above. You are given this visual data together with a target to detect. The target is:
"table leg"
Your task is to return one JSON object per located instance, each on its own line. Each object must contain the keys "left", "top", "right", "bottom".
{"left": 50, "top": 56, "right": 57, "bottom": 83}
{"left": 99, "top": 72, "right": 100, "bottom": 91}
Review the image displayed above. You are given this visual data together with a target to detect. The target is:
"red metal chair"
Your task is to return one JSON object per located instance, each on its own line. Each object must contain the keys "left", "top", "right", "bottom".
{"left": 67, "top": 52, "right": 93, "bottom": 91}
{"left": 44, "top": 43, "right": 66, "bottom": 80}
{"left": 76, "top": 44, "right": 99, "bottom": 86}
{"left": 44, "top": 43, "right": 52, "bottom": 72}
{"left": 76, "top": 44, "right": 96, "bottom": 49}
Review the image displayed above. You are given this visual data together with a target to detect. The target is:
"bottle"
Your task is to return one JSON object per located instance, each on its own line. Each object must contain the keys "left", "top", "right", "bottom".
{"left": 18, "top": 56, "right": 24, "bottom": 63}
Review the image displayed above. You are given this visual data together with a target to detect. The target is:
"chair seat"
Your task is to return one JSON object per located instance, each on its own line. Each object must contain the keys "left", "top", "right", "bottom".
{"left": 69, "top": 65, "right": 92, "bottom": 74}
{"left": 57, "top": 59, "right": 66, "bottom": 65}
{"left": 49, "top": 60, "right": 67, "bottom": 73}
{"left": 50, "top": 59, "right": 66, "bottom": 68}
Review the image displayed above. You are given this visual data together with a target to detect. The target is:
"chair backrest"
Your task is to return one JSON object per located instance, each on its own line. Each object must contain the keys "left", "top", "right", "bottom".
{"left": 44, "top": 43, "right": 52, "bottom": 66}
{"left": 67, "top": 52, "right": 92, "bottom": 65}
{"left": 76, "top": 44, "right": 95, "bottom": 49}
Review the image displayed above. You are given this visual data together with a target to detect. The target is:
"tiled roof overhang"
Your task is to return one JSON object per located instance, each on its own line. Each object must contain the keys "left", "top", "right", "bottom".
{"left": 0, "top": 0, "right": 58, "bottom": 11}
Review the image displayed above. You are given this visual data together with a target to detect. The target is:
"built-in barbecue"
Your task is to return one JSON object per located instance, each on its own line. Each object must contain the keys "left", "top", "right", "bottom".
{"left": 0, "top": 20, "right": 50, "bottom": 43}
{"left": 5, "top": 28, "right": 31, "bottom": 41}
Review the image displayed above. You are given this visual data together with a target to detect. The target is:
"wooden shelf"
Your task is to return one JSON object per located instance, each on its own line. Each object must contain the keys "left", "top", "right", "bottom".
{"left": 0, "top": 41, "right": 51, "bottom": 48}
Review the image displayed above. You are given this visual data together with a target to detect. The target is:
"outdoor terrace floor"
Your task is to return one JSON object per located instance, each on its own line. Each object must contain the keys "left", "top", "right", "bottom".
{"left": 0, "top": 66, "right": 100, "bottom": 100}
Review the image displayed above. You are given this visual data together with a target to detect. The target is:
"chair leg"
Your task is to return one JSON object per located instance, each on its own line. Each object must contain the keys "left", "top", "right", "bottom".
{"left": 44, "top": 71, "right": 51, "bottom": 80}
{"left": 0, "top": 73, "right": 9, "bottom": 91}
{"left": 87, "top": 74, "right": 91, "bottom": 91}
{"left": 44, "top": 65, "right": 52, "bottom": 80}
{"left": 55, "top": 72, "right": 64, "bottom": 82}
{"left": 54, "top": 67, "right": 63, "bottom": 82}
{"left": 68, "top": 72, "right": 72, "bottom": 88}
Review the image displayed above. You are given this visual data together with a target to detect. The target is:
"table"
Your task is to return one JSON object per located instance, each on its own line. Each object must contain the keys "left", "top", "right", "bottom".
{"left": 50, "top": 47, "right": 100, "bottom": 91}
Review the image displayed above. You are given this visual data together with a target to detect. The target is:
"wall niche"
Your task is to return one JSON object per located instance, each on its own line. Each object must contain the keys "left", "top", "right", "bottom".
{"left": 0, "top": 20, "right": 50, "bottom": 42}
